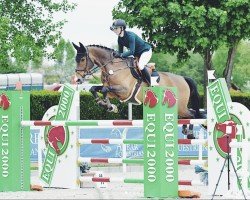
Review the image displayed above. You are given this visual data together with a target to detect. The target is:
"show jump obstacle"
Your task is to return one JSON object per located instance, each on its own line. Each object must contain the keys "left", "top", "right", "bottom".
{"left": 1, "top": 78, "right": 250, "bottom": 198}
{"left": 37, "top": 85, "right": 179, "bottom": 198}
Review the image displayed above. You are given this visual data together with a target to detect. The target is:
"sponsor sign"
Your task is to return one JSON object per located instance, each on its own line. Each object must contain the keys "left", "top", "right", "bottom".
{"left": 40, "top": 85, "right": 74, "bottom": 185}
{"left": 207, "top": 78, "right": 250, "bottom": 194}
{"left": 143, "top": 87, "right": 178, "bottom": 198}
{"left": 0, "top": 91, "right": 30, "bottom": 191}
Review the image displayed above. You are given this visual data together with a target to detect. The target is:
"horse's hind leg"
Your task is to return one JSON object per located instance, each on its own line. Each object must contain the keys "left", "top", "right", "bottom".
{"left": 181, "top": 124, "right": 195, "bottom": 139}
{"left": 179, "top": 107, "right": 196, "bottom": 139}
{"left": 187, "top": 124, "right": 195, "bottom": 139}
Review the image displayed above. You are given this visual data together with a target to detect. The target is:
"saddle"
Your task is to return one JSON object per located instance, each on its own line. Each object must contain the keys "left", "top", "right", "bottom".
{"left": 127, "top": 57, "right": 160, "bottom": 84}
{"left": 121, "top": 58, "right": 160, "bottom": 105}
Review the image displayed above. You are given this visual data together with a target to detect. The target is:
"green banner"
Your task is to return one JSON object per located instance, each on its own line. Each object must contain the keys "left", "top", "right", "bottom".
{"left": 41, "top": 84, "right": 75, "bottom": 185}
{"left": 208, "top": 78, "right": 231, "bottom": 122}
{"left": 0, "top": 91, "right": 30, "bottom": 191}
{"left": 143, "top": 87, "right": 178, "bottom": 198}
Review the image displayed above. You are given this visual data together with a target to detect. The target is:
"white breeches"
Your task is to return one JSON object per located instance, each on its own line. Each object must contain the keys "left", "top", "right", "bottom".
{"left": 138, "top": 49, "right": 152, "bottom": 70}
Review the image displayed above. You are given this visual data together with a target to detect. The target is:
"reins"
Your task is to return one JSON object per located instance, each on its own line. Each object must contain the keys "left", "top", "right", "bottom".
{"left": 76, "top": 56, "right": 131, "bottom": 82}
{"left": 75, "top": 46, "right": 135, "bottom": 84}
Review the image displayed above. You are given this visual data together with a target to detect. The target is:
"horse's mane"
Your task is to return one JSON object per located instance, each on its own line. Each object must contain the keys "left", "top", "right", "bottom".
{"left": 87, "top": 44, "right": 115, "bottom": 52}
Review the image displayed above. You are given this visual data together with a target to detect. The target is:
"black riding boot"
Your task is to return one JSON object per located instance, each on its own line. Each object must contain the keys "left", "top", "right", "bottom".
{"left": 141, "top": 68, "right": 151, "bottom": 86}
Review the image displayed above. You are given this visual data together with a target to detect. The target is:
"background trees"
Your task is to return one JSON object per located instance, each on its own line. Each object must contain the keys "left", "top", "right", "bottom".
{"left": 46, "top": 39, "right": 75, "bottom": 84}
{"left": 0, "top": 1, "right": 249, "bottom": 93}
{"left": 151, "top": 41, "right": 250, "bottom": 92}
{"left": 222, "top": 0, "right": 250, "bottom": 88}
{"left": 214, "top": 41, "right": 250, "bottom": 91}
{"left": 0, "top": 0, "right": 76, "bottom": 73}
{"left": 112, "top": 0, "right": 250, "bottom": 93}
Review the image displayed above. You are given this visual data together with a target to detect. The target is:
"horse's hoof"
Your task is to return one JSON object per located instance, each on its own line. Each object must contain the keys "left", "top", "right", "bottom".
{"left": 182, "top": 128, "right": 188, "bottom": 135}
{"left": 97, "top": 100, "right": 107, "bottom": 107}
{"left": 107, "top": 104, "right": 118, "bottom": 113}
{"left": 187, "top": 134, "right": 195, "bottom": 139}
{"left": 202, "top": 125, "right": 207, "bottom": 130}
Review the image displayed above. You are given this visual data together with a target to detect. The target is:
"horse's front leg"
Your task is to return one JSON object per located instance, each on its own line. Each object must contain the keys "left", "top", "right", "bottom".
{"left": 89, "top": 86, "right": 108, "bottom": 108}
{"left": 89, "top": 85, "right": 103, "bottom": 99}
{"left": 100, "top": 86, "right": 119, "bottom": 113}
{"left": 100, "top": 85, "right": 127, "bottom": 113}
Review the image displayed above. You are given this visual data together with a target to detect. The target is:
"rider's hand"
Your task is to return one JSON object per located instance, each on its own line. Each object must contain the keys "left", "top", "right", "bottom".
{"left": 112, "top": 51, "right": 122, "bottom": 58}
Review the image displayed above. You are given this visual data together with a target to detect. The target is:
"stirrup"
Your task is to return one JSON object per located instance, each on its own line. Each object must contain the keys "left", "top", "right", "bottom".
{"left": 151, "top": 69, "right": 160, "bottom": 86}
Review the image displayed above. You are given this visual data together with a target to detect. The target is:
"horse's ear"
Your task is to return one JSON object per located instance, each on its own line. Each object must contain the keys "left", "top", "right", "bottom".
{"left": 72, "top": 42, "right": 79, "bottom": 51}
{"left": 79, "top": 42, "right": 87, "bottom": 54}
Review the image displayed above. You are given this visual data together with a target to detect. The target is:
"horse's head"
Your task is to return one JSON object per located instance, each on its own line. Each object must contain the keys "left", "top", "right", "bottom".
{"left": 72, "top": 42, "right": 95, "bottom": 83}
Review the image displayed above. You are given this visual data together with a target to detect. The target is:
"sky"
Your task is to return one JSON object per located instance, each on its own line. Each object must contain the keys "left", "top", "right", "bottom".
{"left": 55, "top": 0, "right": 142, "bottom": 48}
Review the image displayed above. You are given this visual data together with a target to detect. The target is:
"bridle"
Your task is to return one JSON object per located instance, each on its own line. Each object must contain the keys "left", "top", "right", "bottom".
{"left": 75, "top": 47, "right": 96, "bottom": 81}
{"left": 75, "top": 48, "right": 132, "bottom": 83}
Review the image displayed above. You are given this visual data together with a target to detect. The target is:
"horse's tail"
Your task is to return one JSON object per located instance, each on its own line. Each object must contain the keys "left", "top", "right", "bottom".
{"left": 184, "top": 77, "right": 202, "bottom": 118}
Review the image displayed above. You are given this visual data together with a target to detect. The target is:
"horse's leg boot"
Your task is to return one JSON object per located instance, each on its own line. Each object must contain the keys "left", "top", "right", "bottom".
{"left": 141, "top": 67, "right": 151, "bottom": 86}
{"left": 182, "top": 125, "right": 188, "bottom": 135}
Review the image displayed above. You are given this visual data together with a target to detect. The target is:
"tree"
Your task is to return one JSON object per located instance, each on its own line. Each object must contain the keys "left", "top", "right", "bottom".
{"left": 112, "top": 1, "right": 225, "bottom": 101}
{"left": 151, "top": 52, "right": 203, "bottom": 89}
{"left": 47, "top": 39, "right": 75, "bottom": 83}
{"left": 221, "top": 1, "right": 250, "bottom": 88}
{"left": 0, "top": 18, "right": 12, "bottom": 72}
{"left": 0, "top": 0, "right": 76, "bottom": 73}
{"left": 214, "top": 41, "right": 250, "bottom": 91}
{"left": 30, "top": 48, "right": 44, "bottom": 70}
{"left": 112, "top": 1, "right": 250, "bottom": 99}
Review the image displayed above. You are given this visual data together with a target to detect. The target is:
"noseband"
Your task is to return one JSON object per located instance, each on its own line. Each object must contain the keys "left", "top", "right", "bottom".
{"left": 75, "top": 48, "right": 95, "bottom": 79}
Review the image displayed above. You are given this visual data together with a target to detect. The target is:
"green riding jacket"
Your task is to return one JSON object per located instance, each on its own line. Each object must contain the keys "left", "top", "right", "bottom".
{"left": 118, "top": 31, "right": 151, "bottom": 58}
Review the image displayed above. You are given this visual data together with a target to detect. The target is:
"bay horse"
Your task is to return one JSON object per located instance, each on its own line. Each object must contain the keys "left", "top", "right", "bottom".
{"left": 72, "top": 42, "right": 203, "bottom": 137}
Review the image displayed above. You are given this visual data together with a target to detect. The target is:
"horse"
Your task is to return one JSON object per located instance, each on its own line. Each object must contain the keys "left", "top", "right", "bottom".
{"left": 72, "top": 42, "right": 203, "bottom": 138}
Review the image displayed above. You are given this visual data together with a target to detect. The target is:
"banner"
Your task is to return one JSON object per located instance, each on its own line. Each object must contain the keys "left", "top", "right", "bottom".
{"left": 30, "top": 126, "right": 207, "bottom": 162}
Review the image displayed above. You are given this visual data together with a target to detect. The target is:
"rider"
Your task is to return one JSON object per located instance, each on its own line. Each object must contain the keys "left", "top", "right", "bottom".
{"left": 110, "top": 19, "right": 152, "bottom": 85}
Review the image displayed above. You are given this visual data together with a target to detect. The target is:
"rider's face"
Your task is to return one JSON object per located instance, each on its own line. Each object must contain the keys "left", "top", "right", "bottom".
{"left": 113, "top": 27, "right": 122, "bottom": 36}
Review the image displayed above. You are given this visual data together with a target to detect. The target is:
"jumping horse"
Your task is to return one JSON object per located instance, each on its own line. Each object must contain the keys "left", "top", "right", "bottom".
{"left": 73, "top": 42, "right": 203, "bottom": 138}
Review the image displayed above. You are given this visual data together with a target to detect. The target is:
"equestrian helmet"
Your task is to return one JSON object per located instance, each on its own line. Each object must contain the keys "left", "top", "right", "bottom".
{"left": 110, "top": 19, "right": 126, "bottom": 30}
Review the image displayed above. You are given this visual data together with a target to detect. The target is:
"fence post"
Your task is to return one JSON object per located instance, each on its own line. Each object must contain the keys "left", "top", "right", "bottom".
{"left": 0, "top": 91, "right": 30, "bottom": 191}
{"left": 39, "top": 84, "right": 80, "bottom": 189}
{"left": 143, "top": 86, "right": 178, "bottom": 198}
